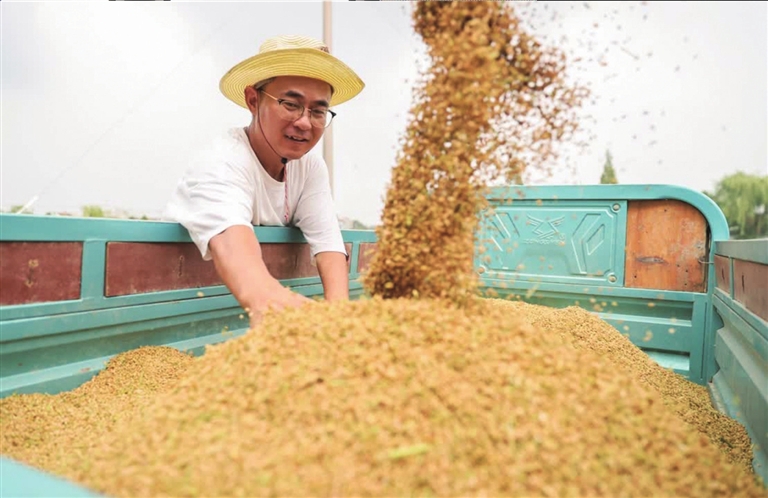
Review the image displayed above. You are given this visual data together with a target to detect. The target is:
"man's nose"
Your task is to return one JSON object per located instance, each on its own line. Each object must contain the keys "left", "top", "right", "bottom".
{"left": 293, "top": 110, "right": 313, "bottom": 130}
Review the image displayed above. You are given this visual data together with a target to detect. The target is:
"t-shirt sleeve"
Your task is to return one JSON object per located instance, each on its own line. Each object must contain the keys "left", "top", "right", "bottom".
{"left": 292, "top": 157, "right": 347, "bottom": 258}
{"left": 164, "top": 147, "right": 255, "bottom": 261}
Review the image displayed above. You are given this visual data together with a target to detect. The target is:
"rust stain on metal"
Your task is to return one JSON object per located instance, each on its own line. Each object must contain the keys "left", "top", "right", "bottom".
{"left": 25, "top": 259, "right": 40, "bottom": 288}
{"left": 636, "top": 256, "right": 667, "bottom": 264}
{"left": 714, "top": 255, "right": 730, "bottom": 293}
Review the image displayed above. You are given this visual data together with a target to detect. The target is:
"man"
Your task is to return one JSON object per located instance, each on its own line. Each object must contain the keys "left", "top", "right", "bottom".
{"left": 163, "top": 35, "right": 365, "bottom": 328}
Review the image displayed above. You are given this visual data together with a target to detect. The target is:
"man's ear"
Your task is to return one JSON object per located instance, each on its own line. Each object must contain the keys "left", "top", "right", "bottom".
{"left": 244, "top": 86, "right": 259, "bottom": 112}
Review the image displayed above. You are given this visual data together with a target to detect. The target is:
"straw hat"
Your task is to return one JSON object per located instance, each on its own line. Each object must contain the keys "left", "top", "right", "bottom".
{"left": 219, "top": 35, "right": 365, "bottom": 108}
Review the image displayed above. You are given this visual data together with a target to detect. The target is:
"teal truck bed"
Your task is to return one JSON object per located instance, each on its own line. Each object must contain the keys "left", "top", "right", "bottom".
{"left": 1, "top": 185, "right": 766, "bottom": 495}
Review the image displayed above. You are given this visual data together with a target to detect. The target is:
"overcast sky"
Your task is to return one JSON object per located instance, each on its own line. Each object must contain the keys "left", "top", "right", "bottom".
{"left": 2, "top": 1, "right": 766, "bottom": 226}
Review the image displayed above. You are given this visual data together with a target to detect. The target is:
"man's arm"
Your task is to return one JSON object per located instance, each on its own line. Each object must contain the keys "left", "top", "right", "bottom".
{"left": 209, "top": 225, "right": 311, "bottom": 328}
{"left": 315, "top": 251, "right": 349, "bottom": 301}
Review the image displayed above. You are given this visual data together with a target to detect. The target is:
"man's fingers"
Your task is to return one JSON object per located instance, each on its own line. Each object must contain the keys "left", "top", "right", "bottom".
{"left": 267, "top": 299, "right": 287, "bottom": 312}
{"left": 244, "top": 290, "right": 315, "bottom": 328}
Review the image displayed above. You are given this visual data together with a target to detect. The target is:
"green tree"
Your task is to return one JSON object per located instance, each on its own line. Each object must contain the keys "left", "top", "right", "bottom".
{"left": 82, "top": 205, "right": 106, "bottom": 218}
{"left": 705, "top": 172, "right": 768, "bottom": 239}
{"left": 600, "top": 150, "right": 618, "bottom": 184}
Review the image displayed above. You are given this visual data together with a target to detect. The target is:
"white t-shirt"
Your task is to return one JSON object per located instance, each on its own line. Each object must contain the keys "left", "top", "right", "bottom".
{"left": 163, "top": 127, "right": 346, "bottom": 261}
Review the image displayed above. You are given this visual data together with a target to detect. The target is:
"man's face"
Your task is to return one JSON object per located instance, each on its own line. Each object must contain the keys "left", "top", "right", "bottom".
{"left": 255, "top": 76, "right": 332, "bottom": 160}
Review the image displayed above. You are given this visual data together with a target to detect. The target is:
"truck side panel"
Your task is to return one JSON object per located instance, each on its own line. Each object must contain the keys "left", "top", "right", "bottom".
{"left": 0, "top": 216, "right": 376, "bottom": 397}
{"left": 710, "top": 239, "right": 768, "bottom": 484}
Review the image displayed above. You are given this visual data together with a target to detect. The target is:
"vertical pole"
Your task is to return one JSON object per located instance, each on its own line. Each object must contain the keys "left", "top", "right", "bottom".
{"left": 323, "top": 0, "right": 334, "bottom": 199}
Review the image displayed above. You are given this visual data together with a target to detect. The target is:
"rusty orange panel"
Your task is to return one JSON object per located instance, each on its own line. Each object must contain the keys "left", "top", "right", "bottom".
{"left": 357, "top": 243, "right": 378, "bottom": 274}
{"left": 261, "top": 243, "right": 352, "bottom": 280}
{"left": 732, "top": 260, "right": 768, "bottom": 322}
{"left": 714, "top": 255, "right": 731, "bottom": 294}
{"left": 625, "top": 200, "right": 707, "bottom": 292}
{"left": 106, "top": 242, "right": 353, "bottom": 297}
{"left": 0, "top": 242, "right": 83, "bottom": 305}
{"left": 260, "top": 243, "right": 318, "bottom": 280}
{"left": 106, "top": 243, "right": 222, "bottom": 296}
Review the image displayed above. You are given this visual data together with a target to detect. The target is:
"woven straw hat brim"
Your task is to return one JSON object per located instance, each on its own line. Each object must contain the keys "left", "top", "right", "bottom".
{"left": 220, "top": 48, "right": 365, "bottom": 108}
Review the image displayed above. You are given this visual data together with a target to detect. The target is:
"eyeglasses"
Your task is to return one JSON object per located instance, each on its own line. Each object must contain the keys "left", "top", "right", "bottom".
{"left": 259, "top": 90, "right": 336, "bottom": 129}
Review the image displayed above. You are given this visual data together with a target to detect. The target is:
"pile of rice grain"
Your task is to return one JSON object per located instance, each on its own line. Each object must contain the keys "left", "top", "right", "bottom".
{"left": 0, "top": 346, "right": 193, "bottom": 480}
{"left": 1, "top": 2, "right": 762, "bottom": 496}
{"left": 1, "top": 298, "right": 763, "bottom": 497}
{"left": 486, "top": 299, "right": 756, "bottom": 471}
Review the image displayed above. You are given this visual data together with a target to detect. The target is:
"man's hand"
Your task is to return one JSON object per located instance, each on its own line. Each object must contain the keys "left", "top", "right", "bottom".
{"left": 243, "top": 278, "right": 313, "bottom": 329}
{"left": 209, "top": 225, "right": 312, "bottom": 329}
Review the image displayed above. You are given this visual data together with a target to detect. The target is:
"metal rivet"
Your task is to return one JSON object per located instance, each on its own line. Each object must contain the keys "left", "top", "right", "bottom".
{"left": 608, "top": 274, "right": 617, "bottom": 283}
{"left": 612, "top": 203, "right": 621, "bottom": 212}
